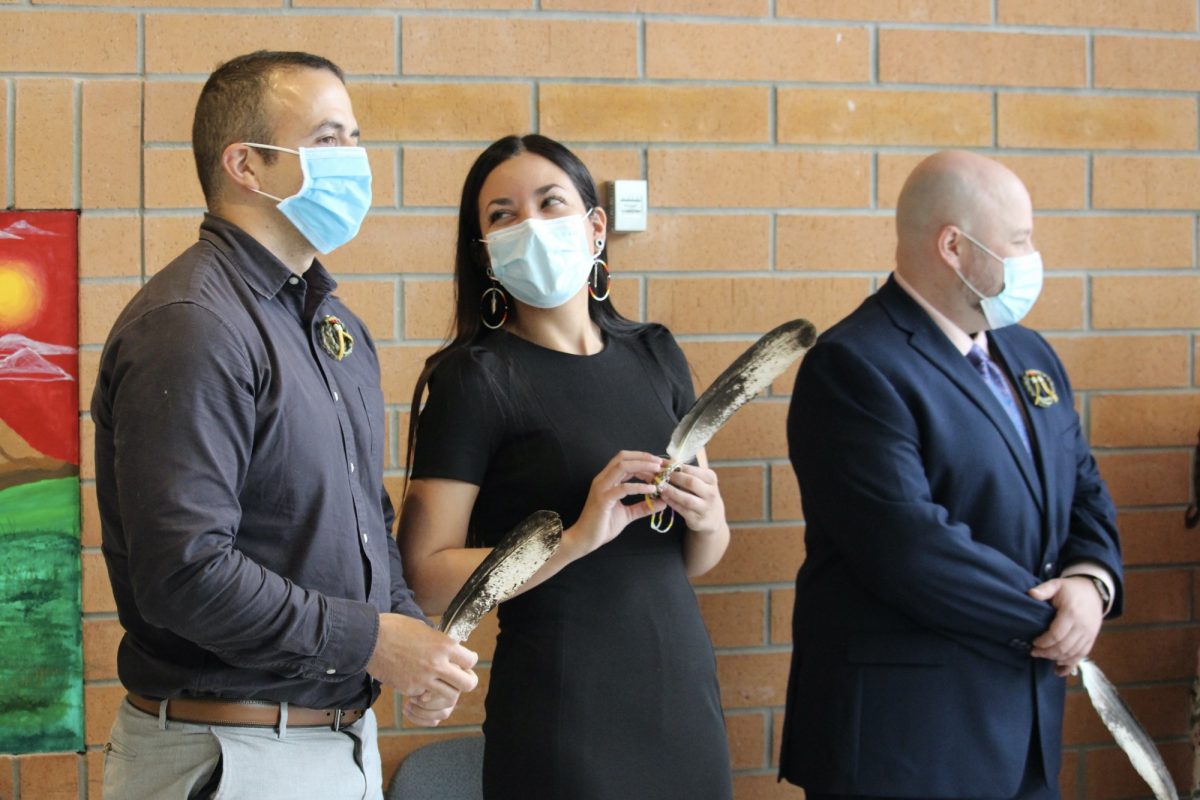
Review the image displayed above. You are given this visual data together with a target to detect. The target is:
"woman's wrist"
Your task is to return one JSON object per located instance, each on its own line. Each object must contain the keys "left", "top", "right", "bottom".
{"left": 557, "top": 524, "right": 592, "bottom": 561}
{"left": 685, "top": 519, "right": 729, "bottom": 540}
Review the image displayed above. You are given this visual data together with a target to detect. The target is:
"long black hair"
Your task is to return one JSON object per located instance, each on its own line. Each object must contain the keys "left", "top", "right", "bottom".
{"left": 403, "top": 134, "right": 643, "bottom": 487}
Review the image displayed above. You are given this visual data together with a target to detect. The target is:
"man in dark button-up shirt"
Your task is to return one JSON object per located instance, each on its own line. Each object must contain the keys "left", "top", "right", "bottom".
{"left": 93, "top": 51, "right": 477, "bottom": 800}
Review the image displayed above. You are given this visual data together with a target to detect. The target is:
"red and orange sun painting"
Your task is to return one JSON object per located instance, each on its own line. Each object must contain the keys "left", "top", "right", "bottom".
{"left": 0, "top": 212, "right": 80, "bottom": 465}
{"left": 0, "top": 261, "right": 46, "bottom": 330}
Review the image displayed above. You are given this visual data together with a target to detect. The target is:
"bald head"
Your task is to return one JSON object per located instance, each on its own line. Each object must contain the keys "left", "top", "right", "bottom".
{"left": 893, "top": 151, "right": 1035, "bottom": 331}
{"left": 896, "top": 151, "right": 1028, "bottom": 245}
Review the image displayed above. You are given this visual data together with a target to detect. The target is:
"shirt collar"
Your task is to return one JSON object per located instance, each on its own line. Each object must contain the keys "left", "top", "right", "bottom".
{"left": 199, "top": 213, "right": 318, "bottom": 300}
{"left": 893, "top": 270, "right": 987, "bottom": 357}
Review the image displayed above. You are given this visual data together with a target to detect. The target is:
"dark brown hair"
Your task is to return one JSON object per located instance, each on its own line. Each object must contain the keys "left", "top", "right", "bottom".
{"left": 403, "top": 134, "right": 642, "bottom": 489}
{"left": 191, "top": 50, "right": 345, "bottom": 205}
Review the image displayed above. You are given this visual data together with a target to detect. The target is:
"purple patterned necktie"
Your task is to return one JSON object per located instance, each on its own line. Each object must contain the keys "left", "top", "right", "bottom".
{"left": 966, "top": 344, "right": 1031, "bottom": 453}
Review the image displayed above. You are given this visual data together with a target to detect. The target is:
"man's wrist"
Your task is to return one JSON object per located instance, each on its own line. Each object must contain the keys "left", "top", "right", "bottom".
{"left": 1071, "top": 574, "right": 1111, "bottom": 611}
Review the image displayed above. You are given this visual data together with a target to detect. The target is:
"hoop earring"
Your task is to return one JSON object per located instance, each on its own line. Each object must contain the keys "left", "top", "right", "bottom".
{"left": 481, "top": 278, "right": 508, "bottom": 330}
{"left": 589, "top": 258, "right": 611, "bottom": 302}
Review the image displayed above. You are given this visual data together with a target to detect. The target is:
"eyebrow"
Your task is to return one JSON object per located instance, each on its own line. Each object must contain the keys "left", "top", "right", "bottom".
{"left": 309, "top": 120, "right": 361, "bottom": 139}
{"left": 486, "top": 183, "right": 567, "bottom": 210}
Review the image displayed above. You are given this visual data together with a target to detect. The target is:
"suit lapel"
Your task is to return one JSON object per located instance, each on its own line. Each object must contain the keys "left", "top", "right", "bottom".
{"left": 876, "top": 279, "right": 1046, "bottom": 512}
{"left": 990, "top": 332, "right": 1055, "bottom": 533}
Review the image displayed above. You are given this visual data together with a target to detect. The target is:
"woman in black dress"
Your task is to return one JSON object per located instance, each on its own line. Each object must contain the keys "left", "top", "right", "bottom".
{"left": 398, "top": 134, "right": 734, "bottom": 800}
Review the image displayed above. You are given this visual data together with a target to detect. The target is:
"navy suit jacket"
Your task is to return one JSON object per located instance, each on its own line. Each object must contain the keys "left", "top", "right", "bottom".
{"left": 780, "top": 277, "right": 1123, "bottom": 798}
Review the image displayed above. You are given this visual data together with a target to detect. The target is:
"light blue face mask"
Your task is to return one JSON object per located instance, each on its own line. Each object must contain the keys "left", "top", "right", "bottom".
{"left": 484, "top": 211, "right": 597, "bottom": 309}
{"left": 245, "top": 143, "right": 372, "bottom": 254}
{"left": 956, "top": 229, "right": 1044, "bottom": 329}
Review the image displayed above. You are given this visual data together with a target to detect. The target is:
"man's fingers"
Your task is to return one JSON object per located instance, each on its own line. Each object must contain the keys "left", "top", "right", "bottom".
{"left": 1032, "top": 617, "right": 1068, "bottom": 650}
{"left": 1034, "top": 622, "right": 1093, "bottom": 662}
{"left": 403, "top": 701, "right": 453, "bottom": 727}
{"left": 436, "top": 663, "right": 478, "bottom": 694}
{"left": 411, "top": 687, "right": 457, "bottom": 711}
{"left": 1027, "top": 579, "right": 1060, "bottom": 601}
{"left": 449, "top": 644, "right": 479, "bottom": 672}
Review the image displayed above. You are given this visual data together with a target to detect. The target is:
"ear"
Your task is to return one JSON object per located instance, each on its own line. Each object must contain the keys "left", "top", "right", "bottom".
{"left": 588, "top": 206, "right": 608, "bottom": 255}
{"left": 936, "top": 224, "right": 965, "bottom": 271}
{"left": 220, "top": 142, "right": 262, "bottom": 195}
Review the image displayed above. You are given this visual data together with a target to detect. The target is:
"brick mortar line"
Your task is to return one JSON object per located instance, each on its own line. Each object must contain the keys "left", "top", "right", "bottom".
{"left": 530, "top": 78, "right": 538, "bottom": 132}
{"left": 11, "top": 5, "right": 1200, "bottom": 37}
{"left": 1118, "top": 563, "right": 1200, "bottom": 573}
{"left": 712, "top": 644, "right": 791, "bottom": 654}
{"left": 1194, "top": 211, "right": 1199, "bottom": 272}
{"left": 869, "top": 151, "right": 878, "bottom": 210}
{"left": 1085, "top": 29, "right": 1094, "bottom": 89}
{"left": 1080, "top": 386, "right": 1200, "bottom": 396}
{"left": 135, "top": 9, "right": 145, "bottom": 75}
{"left": 1084, "top": 152, "right": 1093, "bottom": 211}
{"left": 635, "top": 15, "right": 644, "bottom": 79}
{"left": 17, "top": 69, "right": 1200, "bottom": 96}
{"left": 127, "top": 142, "right": 1200, "bottom": 158}
{"left": 1092, "top": 444, "right": 1195, "bottom": 455}
{"left": 357, "top": 321, "right": 1189, "bottom": 345}
{"left": 694, "top": 586, "right": 777, "bottom": 596}
{"left": 128, "top": 205, "right": 1200, "bottom": 218}
{"left": 767, "top": 83, "right": 776, "bottom": 148}
{"left": 762, "top": 584, "right": 774, "bottom": 644}
{"left": 869, "top": 21, "right": 878, "bottom": 86}
{"left": 991, "top": 89, "right": 999, "bottom": 149}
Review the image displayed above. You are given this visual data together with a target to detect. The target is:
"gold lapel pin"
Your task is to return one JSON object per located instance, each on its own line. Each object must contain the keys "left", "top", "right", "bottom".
{"left": 319, "top": 315, "right": 354, "bottom": 361}
{"left": 1021, "top": 369, "right": 1058, "bottom": 408}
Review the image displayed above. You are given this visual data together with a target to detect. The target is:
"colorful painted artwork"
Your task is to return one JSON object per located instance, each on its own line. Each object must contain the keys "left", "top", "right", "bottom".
{"left": 0, "top": 211, "right": 83, "bottom": 754}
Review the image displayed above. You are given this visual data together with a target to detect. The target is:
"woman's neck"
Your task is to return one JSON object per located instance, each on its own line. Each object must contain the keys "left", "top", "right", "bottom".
{"left": 507, "top": 293, "right": 603, "bottom": 355}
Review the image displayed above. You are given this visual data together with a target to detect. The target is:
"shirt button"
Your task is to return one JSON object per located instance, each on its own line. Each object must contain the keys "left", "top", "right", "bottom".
{"left": 362, "top": 533, "right": 369, "bottom": 543}
{"left": 332, "top": 391, "right": 339, "bottom": 402}
{"left": 349, "top": 462, "right": 356, "bottom": 473}
{"left": 288, "top": 276, "right": 300, "bottom": 286}
{"left": 325, "top": 668, "right": 336, "bottom": 675}
{"left": 1042, "top": 562, "right": 1055, "bottom": 578}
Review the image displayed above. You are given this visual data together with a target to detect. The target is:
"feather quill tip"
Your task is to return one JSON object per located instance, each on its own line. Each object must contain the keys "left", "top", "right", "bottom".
{"left": 439, "top": 511, "right": 562, "bottom": 643}
{"left": 1079, "top": 659, "right": 1179, "bottom": 800}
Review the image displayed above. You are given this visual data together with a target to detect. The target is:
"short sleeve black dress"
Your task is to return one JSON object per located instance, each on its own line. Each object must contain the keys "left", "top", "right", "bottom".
{"left": 411, "top": 324, "right": 733, "bottom": 800}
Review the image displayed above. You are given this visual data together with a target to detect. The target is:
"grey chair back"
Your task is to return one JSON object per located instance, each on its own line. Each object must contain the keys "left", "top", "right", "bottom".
{"left": 386, "top": 735, "right": 485, "bottom": 800}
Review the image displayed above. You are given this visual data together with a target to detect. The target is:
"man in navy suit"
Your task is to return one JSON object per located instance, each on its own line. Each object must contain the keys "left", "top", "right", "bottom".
{"left": 780, "top": 151, "right": 1123, "bottom": 799}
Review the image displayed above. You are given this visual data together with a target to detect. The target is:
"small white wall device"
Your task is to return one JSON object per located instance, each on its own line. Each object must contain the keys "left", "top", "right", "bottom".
{"left": 605, "top": 180, "right": 648, "bottom": 232}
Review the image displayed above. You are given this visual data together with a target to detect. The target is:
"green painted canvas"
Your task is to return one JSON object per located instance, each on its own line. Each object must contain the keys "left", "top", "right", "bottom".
{"left": 0, "top": 211, "right": 83, "bottom": 753}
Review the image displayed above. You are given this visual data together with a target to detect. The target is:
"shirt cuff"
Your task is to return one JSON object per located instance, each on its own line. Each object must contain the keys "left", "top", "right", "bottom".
{"left": 315, "top": 596, "right": 380, "bottom": 681}
{"left": 1061, "top": 561, "right": 1116, "bottom": 616}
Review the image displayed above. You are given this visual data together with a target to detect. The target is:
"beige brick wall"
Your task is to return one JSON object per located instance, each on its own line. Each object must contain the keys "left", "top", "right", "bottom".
{"left": 2, "top": 2, "right": 1198, "bottom": 797}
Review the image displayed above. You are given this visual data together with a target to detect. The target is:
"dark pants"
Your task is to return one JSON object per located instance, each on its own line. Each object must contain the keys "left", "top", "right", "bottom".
{"left": 804, "top": 726, "right": 1059, "bottom": 800}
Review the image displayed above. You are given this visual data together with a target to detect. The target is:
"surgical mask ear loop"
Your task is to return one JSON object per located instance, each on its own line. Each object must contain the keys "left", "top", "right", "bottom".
{"left": 243, "top": 142, "right": 298, "bottom": 203}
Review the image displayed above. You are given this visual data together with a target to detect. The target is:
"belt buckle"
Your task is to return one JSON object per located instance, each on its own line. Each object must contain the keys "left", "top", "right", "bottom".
{"left": 331, "top": 708, "right": 344, "bottom": 732}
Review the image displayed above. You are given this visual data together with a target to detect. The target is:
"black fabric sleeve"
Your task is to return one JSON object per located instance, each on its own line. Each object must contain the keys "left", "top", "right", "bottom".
{"left": 410, "top": 346, "right": 506, "bottom": 485}
{"left": 639, "top": 323, "right": 697, "bottom": 421}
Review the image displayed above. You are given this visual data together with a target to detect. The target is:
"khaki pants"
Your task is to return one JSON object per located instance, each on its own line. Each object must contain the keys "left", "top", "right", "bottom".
{"left": 103, "top": 699, "right": 383, "bottom": 800}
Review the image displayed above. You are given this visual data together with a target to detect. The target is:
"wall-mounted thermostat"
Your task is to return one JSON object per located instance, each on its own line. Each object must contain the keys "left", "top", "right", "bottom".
{"left": 606, "top": 180, "right": 648, "bottom": 232}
